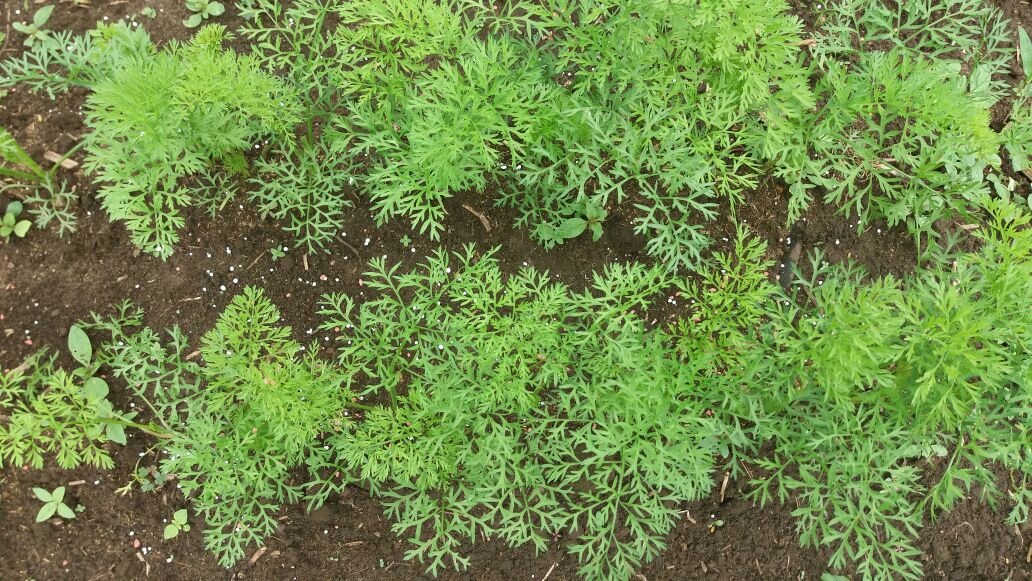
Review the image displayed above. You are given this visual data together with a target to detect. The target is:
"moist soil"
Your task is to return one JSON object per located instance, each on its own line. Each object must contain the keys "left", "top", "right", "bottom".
{"left": 1, "top": 1, "right": 1030, "bottom": 579}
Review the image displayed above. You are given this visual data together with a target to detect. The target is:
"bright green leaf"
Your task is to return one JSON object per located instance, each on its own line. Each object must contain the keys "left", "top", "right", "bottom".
{"left": 51, "top": 486, "right": 65, "bottom": 503}
{"left": 184, "top": 13, "right": 204, "bottom": 27}
{"left": 556, "top": 218, "right": 587, "bottom": 239}
{"left": 32, "top": 487, "right": 51, "bottom": 502}
{"left": 6, "top": 201, "right": 23, "bottom": 217}
{"left": 208, "top": 2, "right": 226, "bottom": 16}
{"left": 1019, "top": 28, "right": 1032, "bottom": 80}
{"left": 33, "top": 6, "right": 54, "bottom": 28}
{"left": 173, "top": 508, "right": 188, "bottom": 524}
{"left": 163, "top": 524, "right": 179, "bottom": 539}
{"left": 57, "top": 503, "right": 76, "bottom": 519}
{"left": 13, "top": 220, "right": 30, "bottom": 238}
{"left": 106, "top": 422, "right": 127, "bottom": 445}
{"left": 83, "top": 377, "right": 109, "bottom": 401}
{"left": 36, "top": 503, "right": 57, "bottom": 522}
{"left": 68, "top": 325, "right": 92, "bottom": 366}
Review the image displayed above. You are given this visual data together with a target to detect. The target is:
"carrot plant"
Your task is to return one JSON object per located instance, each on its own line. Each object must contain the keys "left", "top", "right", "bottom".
{"left": 316, "top": 245, "right": 726, "bottom": 579}
{"left": 707, "top": 199, "right": 1032, "bottom": 580}
{"left": 782, "top": 0, "right": 1014, "bottom": 247}
{"left": 84, "top": 288, "right": 355, "bottom": 567}
{"left": 240, "top": 0, "right": 812, "bottom": 270}
{"left": 2, "top": 23, "right": 299, "bottom": 258}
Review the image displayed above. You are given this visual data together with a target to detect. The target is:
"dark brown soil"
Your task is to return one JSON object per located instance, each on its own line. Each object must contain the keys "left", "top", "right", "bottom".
{"left": 1, "top": 1, "right": 1030, "bottom": 580}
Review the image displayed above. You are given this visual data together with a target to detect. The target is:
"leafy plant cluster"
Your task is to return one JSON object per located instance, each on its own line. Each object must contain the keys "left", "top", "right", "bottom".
{"left": 702, "top": 199, "right": 1032, "bottom": 580}
{"left": 2, "top": 0, "right": 1026, "bottom": 270}
{"left": 1, "top": 127, "right": 77, "bottom": 237}
{"left": 232, "top": 0, "right": 815, "bottom": 269}
{"left": 0, "top": 325, "right": 137, "bottom": 470}
{"left": 315, "top": 245, "right": 725, "bottom": 578}
{"left": 1, "top": 23, "right": 298, "bottom": 257}
{"left": 1000, "top": 28, "right": 1032, "bottom": 207}
{"left": 2, "top": 197, "right": 1031, "bottom": 579}
{"left": 781, "top": 0, "right": 1019, "bottom": 246}
{"left": 83, "top": 289, "right": 353, "bottom": 566}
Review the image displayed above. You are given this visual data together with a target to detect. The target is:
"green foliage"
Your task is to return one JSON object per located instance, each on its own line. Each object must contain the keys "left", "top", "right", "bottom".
{"left": 0, "top": 327, "right": 129, "bottom": 470}
{"left": 792, "top": 49, "right": 998, "bottom": 241}
{"left": 317, "top": 245, "right": 725, "bottom": 579}
{"left": 504, "top": 0, "right": 812, "bottom": 269}
{"left": 82, "top": 24, "right": 299, "bottom": 258}
{"left": 185, "top": 1, "right": 226, "bottom": 28}
{"left": 784, "top": 0, "right": 1018, "bottom": 244}
{"left": 241, "top": 0, "right": 810, "bottom": 269}
{"left": 12, "top": 6, "right": 56, "bottom": 49}
{"left": 0, "top": 128, "right": 77, "bottom": 236}
{"left": 672, "top": 223, "right": 778, "bottom": 369}
{"left": 738, "top": 200, "right": 1032, "bottom": 580}
{"left": 0, "top": 128, "right": 45, "bottom": 184}
{"left": 1001, "top": 28, "right": 1032, "bottom": 207}
{"left": 92, "top": 288, "right": 354, "bottom": 567}
{"left": 163, "top": 508, "right": 191, "bottom": 539}
{"left": 348, "top": 33, "right": 554, "bottom": 239}
{"left": 32, "top": 485, "right": 76, "bottom": 522}
{"left": 136, "top": 465, "right": 172, "bottom": 492}
{"left": 248, "top": 141, "right": 354, "bottom": 253}
{"left": 813, "top": 0, "right": 1011, "bottom": 99}
{"left": 1, "top": 201, "right": 32, "bottom": 240}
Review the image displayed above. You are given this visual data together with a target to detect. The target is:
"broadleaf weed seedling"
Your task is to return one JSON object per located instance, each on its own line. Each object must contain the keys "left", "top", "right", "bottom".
{"left": 12, "top": 5, "right": 56, "bottom": 49}
{"left": 32, "top": 485, "right": 76, "bottom": 522}
{"left": 1, "top": 128, "right": 78, "bottom": 236}
{"left": 184, "top": 0, "right": 226, "bottom": 28}
{"left": 163, "top": 508, "right": 191, "bottom": 539}
{"left": 1, "top": 201, "right": 32, "bottom": 240}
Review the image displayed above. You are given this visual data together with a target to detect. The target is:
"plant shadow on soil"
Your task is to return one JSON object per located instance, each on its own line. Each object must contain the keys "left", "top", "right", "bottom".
{"left": 1, "top": 0, "right": 1030, "bottom": 579}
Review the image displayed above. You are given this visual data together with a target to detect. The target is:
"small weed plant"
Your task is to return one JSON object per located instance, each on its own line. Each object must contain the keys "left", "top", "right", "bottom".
{"left": 0, "top": 324, "right": 157, "bottom": 470}
{"left": 1, "top": 201, "right": 32, "bottom": 240}
{"left": 1, "top": 128, "right": 78, "bottom": 235}
{"left": 163, "top": 508, "right": 191, "bottom": 539}
{"left": 32, "top": 485, "right": 76, "bottom": 522}
{"left": 12, "top": 6, "right": 56, "bottom": 49}
{"left": 184, "top": 1, "right": 226, "bottom": 28}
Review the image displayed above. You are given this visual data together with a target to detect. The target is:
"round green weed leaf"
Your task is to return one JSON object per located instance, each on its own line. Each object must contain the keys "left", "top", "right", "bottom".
{"left": 57, "top": 503, "right": 76, "bottom": 519}
{"left": 6, "top": 201, "right": 23, "bottom": 217}
{"left": 13, "top": 220, "right": 30, "bottom": 237}
{"left": 556, "top": 218, "right": 587, "bottom": 239}
{"left": 51, "top": 486, "right": 65, "bottom": 502}
{"left": 84, "top": 377, "right": 109, "bottom": 401}
{"left": 36, "top": 503, "right": 57, "bottom": 522}
{"left": 67, "top": 325, "right": 92, "bottom": 366}
{"left": 106, "top": 422, "right": 127, "bottom": 445}
{"left": 32, "top": 487, "right": 51, "bottom": 502}
{"left": 33, "top": 5, "right": 54, "bottom": 27}
{"left": 163, "top": 524, "right": 178, "bottom": 539}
